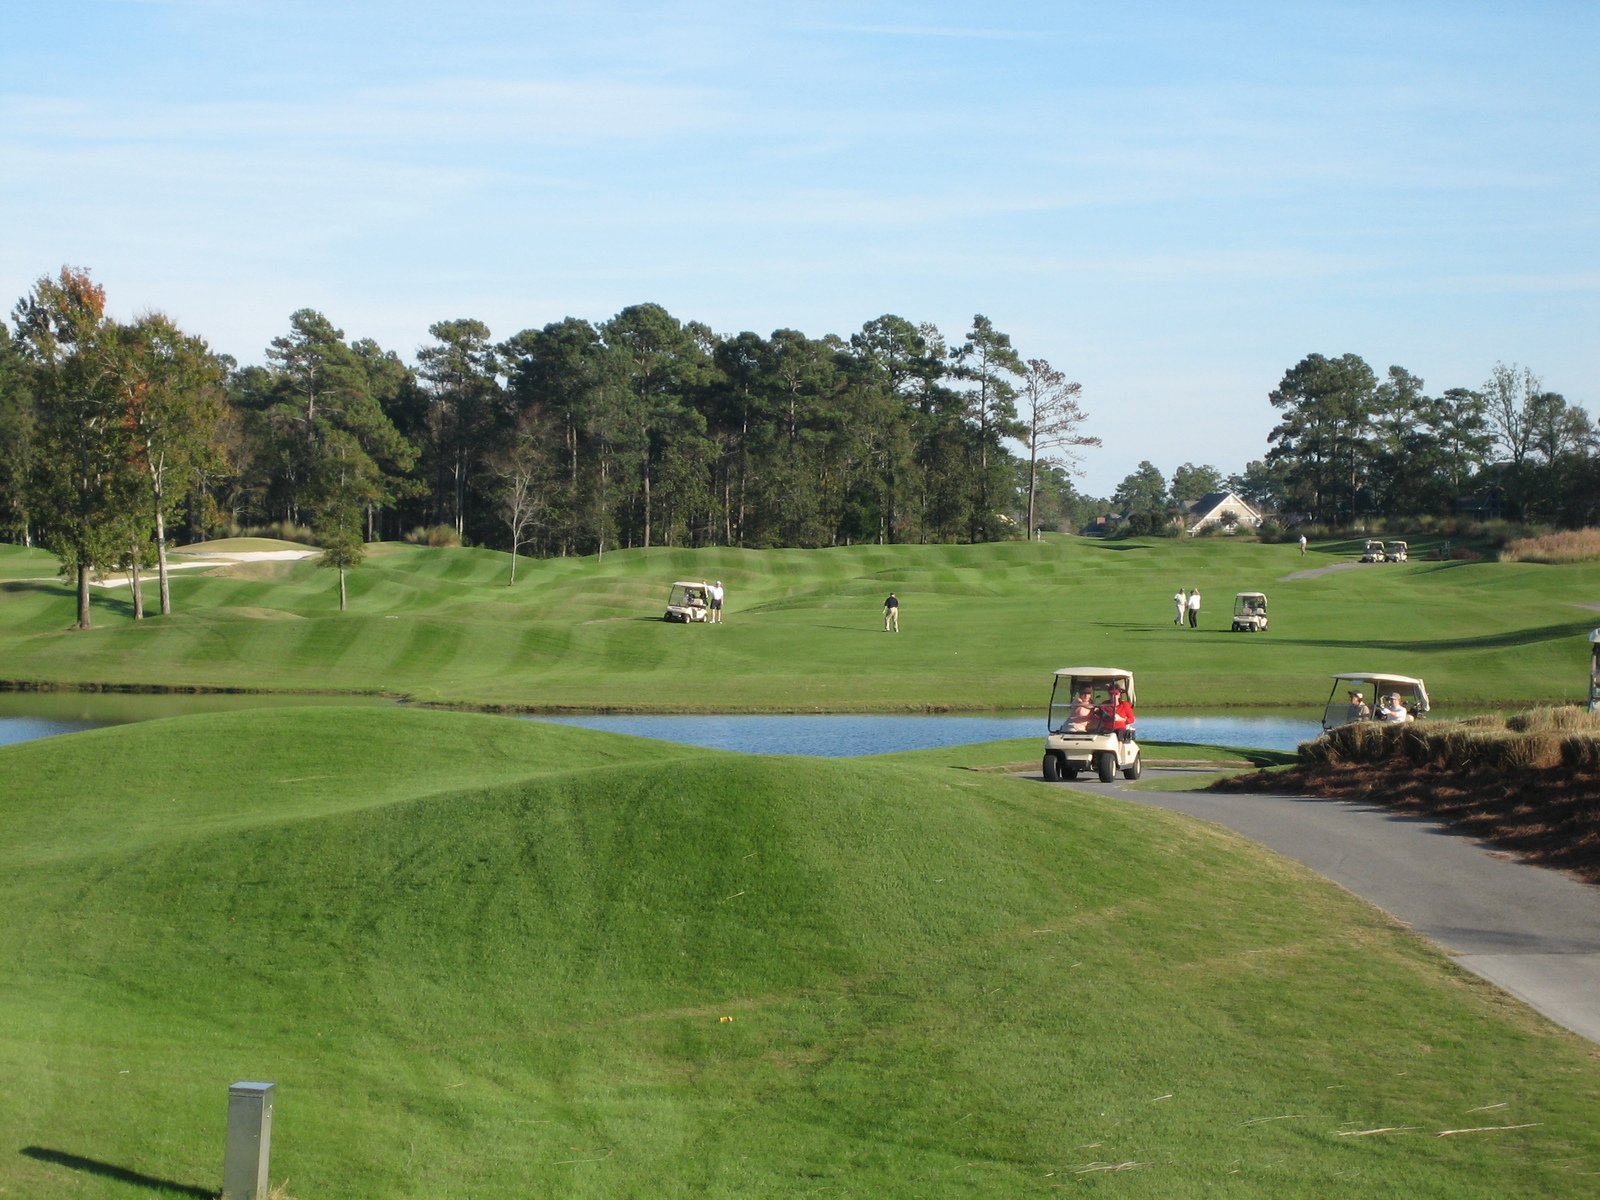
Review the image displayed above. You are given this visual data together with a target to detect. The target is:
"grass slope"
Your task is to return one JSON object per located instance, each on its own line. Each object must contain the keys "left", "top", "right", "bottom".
{"left": 3, "top": 708, "right": 1598, "bottom": 1197}
{"left": 4, "top": 536, "right": 1599, "bottom": 712}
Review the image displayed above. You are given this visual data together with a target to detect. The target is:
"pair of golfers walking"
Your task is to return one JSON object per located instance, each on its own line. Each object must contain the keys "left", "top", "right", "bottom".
{"left": 1173, "top": 587, "right": 1201, "bottom": 628}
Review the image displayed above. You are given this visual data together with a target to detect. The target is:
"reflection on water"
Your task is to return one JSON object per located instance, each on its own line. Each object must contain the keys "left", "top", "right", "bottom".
{"left": 537, "top": 713, "right": 1319, "bottom": 757}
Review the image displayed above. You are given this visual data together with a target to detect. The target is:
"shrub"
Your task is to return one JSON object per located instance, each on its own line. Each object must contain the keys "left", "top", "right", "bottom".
{"left": 1506, "top": 705, "right": 1600, "bottom": 734}
{"left": 1500, "top": 528, "right": 1600, "bottom": 564}
{"left": 1305, "top": 709, "right": 1600, "bottom": 776}
{"left": 224, "top": 521, "right": 318, "bottom": 546}
{"left": 1560, "top": 736, "right": 1600, "bottom": 772}
{"left": 405, "top": 524, "right": 463, "bottom": 548}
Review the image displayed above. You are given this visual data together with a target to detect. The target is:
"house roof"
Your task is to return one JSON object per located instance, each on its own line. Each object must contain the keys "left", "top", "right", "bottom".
{"left": 1185, "top": 491, "right": 1261, "bottom": 522}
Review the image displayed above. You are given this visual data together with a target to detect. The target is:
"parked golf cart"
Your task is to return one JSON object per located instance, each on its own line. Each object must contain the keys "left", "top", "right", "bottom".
{"left": 662, "top": 580, "right": 712, "bottom": 622}
{"left": 1231, "top": 591, "right": 1269, "bottom": 632}
{"left": 1360, "top": 540, "right": 1387, "bottom": 563}
{"left": 1387, "top": 540, "right": 1409, "bottom": 563}
{"left": 1320, "top": 672, "right": 1431, "bottom": 731}
{"left": 1042, "top": 667, "right": 1142, "bottom": 783}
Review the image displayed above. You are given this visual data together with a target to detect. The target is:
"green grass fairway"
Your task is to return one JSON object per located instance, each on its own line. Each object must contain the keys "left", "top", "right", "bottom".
{"left": 3, "top": 708, "right": 1598, "bottom": 1198}
{"left": 3, "top": 536, "right": 1599, "bottom": 712}
{"left": 0, "top": 543, "right": 63, "bottom": 584}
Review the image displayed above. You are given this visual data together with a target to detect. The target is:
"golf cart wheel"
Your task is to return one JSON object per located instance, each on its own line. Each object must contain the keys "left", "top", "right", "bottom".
{"left": 1042, "top": 753, "right": 1061, "bottom": 782}
{"left": 1122, "top": 753, "right": 1142, "bottom": 781}
{"left": 1095, "top": 752, "right": 1116, "bottom": 783}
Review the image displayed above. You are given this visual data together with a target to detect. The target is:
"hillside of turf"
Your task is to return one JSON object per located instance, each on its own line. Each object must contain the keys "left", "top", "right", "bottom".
{"left": 4, "top": 708, "right": 1599, "bottom": 1197}
{"left": 3, "top": 535, "right": 1599, "bottom": 713}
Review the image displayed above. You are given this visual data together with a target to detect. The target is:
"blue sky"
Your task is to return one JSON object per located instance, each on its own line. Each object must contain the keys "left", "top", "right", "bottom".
{"left": 5, "top": 0, "right": 1596, "bottom": 496}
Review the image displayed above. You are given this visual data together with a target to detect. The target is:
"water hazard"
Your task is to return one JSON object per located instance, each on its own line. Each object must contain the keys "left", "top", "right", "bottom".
{"left": 536, "top": 713, "right": 1318, "bottom": 756}
{"left": 0, "top": 693, "right": 1318, "bottom": 755}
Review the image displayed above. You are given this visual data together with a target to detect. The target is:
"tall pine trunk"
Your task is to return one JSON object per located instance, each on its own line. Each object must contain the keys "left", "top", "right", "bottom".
{"left": 128, "top": 540, "right": 145, "bottom": 620}
{"left": 75, "top": 565, "right": 92, "bottom": 629}
{"left": 155, "top": 505, "right": 171, "bottom": 616}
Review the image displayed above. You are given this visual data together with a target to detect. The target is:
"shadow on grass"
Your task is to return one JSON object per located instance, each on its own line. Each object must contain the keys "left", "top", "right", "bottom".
{"left": 20, "top": 1147, "right": 216, "bottom": 1197}
{"left": 1277, "top": 619, "right": 1594, "bottom": 654}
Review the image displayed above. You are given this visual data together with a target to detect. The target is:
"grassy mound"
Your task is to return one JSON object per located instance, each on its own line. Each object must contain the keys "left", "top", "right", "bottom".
{"left": 4, "top": 708, "right": 1600, "bottom": 1197}
{"left": 4, "top": 536, "right": 1600, "bottom": 712}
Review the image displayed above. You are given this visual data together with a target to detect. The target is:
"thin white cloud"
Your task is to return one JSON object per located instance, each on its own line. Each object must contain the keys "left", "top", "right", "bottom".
{"left": 824, "top": 24, "right": 1064, "bottom": 41}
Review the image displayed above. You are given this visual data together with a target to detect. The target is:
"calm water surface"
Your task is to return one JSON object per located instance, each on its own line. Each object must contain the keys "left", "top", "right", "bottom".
{"left": 537, "top": 713, "right": 1318, "bottom": 756}
{"left": 0, "top": 694, "right": 1318, "bottom": 755}
{"left": 0, "top": 692, "right": 393, "bottom": 748}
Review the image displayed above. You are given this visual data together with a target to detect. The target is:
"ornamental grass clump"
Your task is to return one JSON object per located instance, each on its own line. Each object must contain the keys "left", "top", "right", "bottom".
{"left": 1307, "top": 707, "right": 1599, "bottom": 774}
{"left": 1500, "top": 527, "right": 1600, "bottom": 563}
{"left": 1507, "top": 704, "right": 1600, "bottom": 734}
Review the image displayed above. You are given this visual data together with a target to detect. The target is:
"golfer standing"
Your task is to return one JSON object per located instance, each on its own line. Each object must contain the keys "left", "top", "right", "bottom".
{"left": 1299, "top": 534, "right": 1308, "bottom": 556}
{"left": 1187, "top": 587, "right": 1201, "bottom": 628}
{"left": 709, "top": 580, "right": 724, "bottom": 623}
{"left": 1173, "top": 588, "right": 1187, "bottom": 625}
{"left": 883, "top": 592, "right": 900, "bottom": 632}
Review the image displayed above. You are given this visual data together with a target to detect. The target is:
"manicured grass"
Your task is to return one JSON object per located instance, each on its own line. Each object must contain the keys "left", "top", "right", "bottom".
{"left": 3, "top": 707, "right": 1598, "bottom": 1198}
{"left": 0, "top": 543, "right": 62, "bottom": 583}
{"left": 4, "top": 536, "right": 1598, "bottom": 713}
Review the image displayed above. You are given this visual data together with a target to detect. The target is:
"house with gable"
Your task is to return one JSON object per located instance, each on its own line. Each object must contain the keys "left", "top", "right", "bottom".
{"left": 1180, "top": 490, "right": 1262, "bottom": 536}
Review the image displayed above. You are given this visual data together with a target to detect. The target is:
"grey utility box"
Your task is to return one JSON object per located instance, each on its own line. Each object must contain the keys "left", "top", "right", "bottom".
{"left": 223, "top": 1081, "right": 275, "bottom": 1200}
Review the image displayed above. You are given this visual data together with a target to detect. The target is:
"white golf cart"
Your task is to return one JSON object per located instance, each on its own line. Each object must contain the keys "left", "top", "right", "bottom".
{"left": 1321, "top": 672, "right": 1431, "bottom": 731}
{"left": 662, "top": 580, "right": 712, "bottom": 622}
{"left": 1231, "top": 591, "right": 1269, "bottom": 632}
{"left": 1360, "top": 540, "right": 1387, "bottom": 563}
{"left": 1042, "top": 667, "right": 1142, "bottom": 783}
{"left": 1387, "top": 540, "right": 1409, "bottom": 563}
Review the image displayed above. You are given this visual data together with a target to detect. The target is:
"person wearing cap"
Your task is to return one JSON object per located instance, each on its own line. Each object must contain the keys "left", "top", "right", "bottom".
{"left": 709, "top": 580, "right": 724, "bottom": 623}
{"left": 1378, "top": 692, "right": 1408, "bottom": 723}
{"left": 883, "top": 592, "right": 899, "bottom": 632}
{"left": 1346, "top": 690, "right": 1371, "bottom": 722}
{"left": 1096, "top": 682, "right": 1135, "bottom": 734}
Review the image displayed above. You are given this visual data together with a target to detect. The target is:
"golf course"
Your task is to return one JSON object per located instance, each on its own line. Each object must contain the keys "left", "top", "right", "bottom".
{"left": 1, "top": 533, "right": 1597, "bottom": 711}
{"left": 3, "top": 535, "right": 1600, "bottom": 1197}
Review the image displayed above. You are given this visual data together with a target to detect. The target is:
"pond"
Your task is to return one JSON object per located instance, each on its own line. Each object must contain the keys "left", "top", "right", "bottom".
{"left": 0, "top": 691, "right": 394, "bottom": 748}
{"left": 535, "top": 713, "right": 1319, "bottom": 756}
{"left": 0, "top": 693, "right": 1319, "bottom": 755}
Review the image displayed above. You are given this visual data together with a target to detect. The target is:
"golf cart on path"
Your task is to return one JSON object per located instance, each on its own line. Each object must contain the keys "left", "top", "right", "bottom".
{"left": 1360, "top": 540, "right": 1387, "bottom": 563}
{"left": 1231, "top": 591, "right": 1269, "bottom": 632}
{"left": 1043, "top": 667, "right": 1142, "bottom": 783}
{"left": 1387, "top": 540, "right": 1409, "bottom": 563}
{"left": 662, "top": 580, "right": 712, "bottom": 622}
{"left": 1321, "top": 672, "right": 1431, "bottom": 731}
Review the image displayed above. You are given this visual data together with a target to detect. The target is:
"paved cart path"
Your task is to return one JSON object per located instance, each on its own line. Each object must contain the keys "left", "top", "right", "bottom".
{"left": 1049, "top": 769, "right": 1600, "bottom": 1045}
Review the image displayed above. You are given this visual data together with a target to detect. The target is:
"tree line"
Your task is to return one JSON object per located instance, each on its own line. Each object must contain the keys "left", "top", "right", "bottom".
{"left": 1101, "top": 353, "right": 1597, "bottom": 534}
{"left": 0, "top": 267, "right": 1100, "bottom": 623}
{"left": 3, "top": 267, "right": 1595, "bottom": 628}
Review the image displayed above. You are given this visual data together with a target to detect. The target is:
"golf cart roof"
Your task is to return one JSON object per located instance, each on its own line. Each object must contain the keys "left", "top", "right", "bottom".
{"left": 1330, "top": 672, "right": 1426, "bottom": 689}
{"left": 1235, "top": 591, "right": 1267, "bottom": 599}
{"left": 670, "top": 580, "right": 712, "bottom": 588}
{"left": 1053, "top": 667, "right": 1133, "bottom": 680}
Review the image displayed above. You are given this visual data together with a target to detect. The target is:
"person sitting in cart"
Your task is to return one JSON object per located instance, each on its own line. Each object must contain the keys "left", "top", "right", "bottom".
{"left": 1091, "top": 683, "right": 1134, "bottom": 734}
{"left": 1346, "top": 690, "right": 1370, "bottom": 722}
{"left": 1065, "top": 685, "right": 1095, "bottom": 731}
{"left": 1378, "top": 692, "right": 1408, "bottom": 723}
